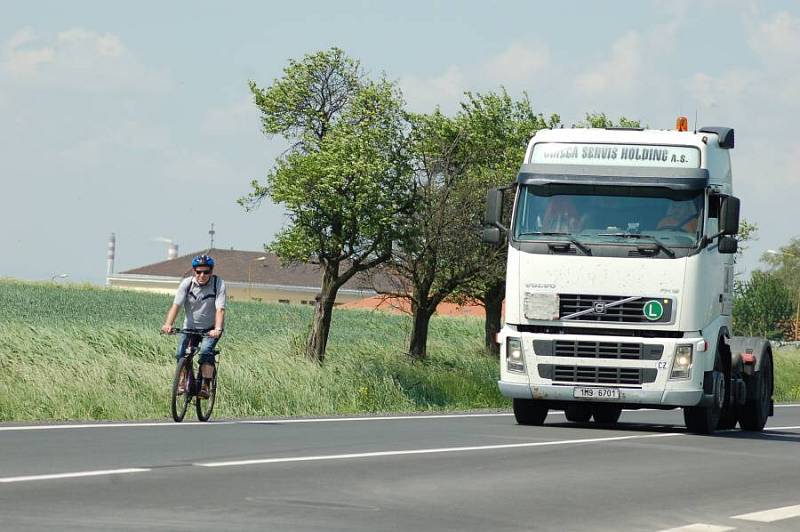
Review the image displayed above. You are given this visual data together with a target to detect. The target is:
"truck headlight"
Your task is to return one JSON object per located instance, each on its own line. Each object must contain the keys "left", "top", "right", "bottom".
{"left": 670, "top": 344, "right": 693, "bottom": 379}
{"left": 507, "top": 337, "right": 525, "bottom": 373}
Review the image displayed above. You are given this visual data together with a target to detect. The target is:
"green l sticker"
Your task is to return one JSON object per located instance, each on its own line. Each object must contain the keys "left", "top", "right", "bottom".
{"left": 643, "top": 300, "right": 664, "bottom": 321}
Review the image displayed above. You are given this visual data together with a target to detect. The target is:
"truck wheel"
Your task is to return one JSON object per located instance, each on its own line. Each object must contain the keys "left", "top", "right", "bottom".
{"left": 717, "top": 408, "right": 738, "bottom": 430}
{"left": 592, "top": 404, "right": 622, "bottom": 424}
{"left": 684, "top": 374, "right": 725, "bottom": 435}
{"left": 513, "top": 398, "right": 548, "bottom": 426}
{"left": 738, "top": 352, "right": 772, "bottom": 432}
{"left": 564, "top": 404, "right": 592, "bottom": 423}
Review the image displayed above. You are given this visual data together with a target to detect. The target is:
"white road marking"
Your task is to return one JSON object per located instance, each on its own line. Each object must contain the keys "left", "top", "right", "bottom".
{"left": 196, "top": 432, "right": 682, "bottom": 468}
{"left": 239, "top": 412, "right": 520, "bottom": 424}
{"left": 0, "top": 421, "right": 237, "bottom": 431}
{"left": 0, "top": 468, "right": 150, "bottom": 484}
{"left": 732, "top": 503, "right": 800, "bottom": 523}
{"left": 0, "top": 413, "right": 515, "bottom": 431}
{"left": 657, "top": 524, "right": 734, "bottom": 532}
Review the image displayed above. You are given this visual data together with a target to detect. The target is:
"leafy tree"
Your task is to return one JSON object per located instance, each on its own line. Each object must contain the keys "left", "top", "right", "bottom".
{"left": 241, "top": 48, "right": 413, "bottom": 363}
{"left": 576, "top": 113, "right": 641, "bottom": 128}
{"left": 448, "top": 91, "right": 559, "bottom": 355}
{"left": 760, "top": 237, "right": 800, "bottom": 338}
{"left": 370, "top": 90, "right": 557, "bottom": 359}
{"left": 371, "top": 110, "right": 489, "bottom": 359}
{"left": 732, "top": 270, "right": 795, "bottom": 339}
{"left": 735, "top": 219, "right": 758, "bottom": 263}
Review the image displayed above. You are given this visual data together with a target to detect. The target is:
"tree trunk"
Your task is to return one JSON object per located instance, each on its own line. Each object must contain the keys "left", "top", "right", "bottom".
{"left": 483, "top": 281, "right": 504, "bottom": 357}
{"left": 409, "top": 304, "right": 434, "bottom": 360}
{"left": 408, "top": 283, "right": 435, "bottom": 360}
{"left": 306, "top": 264, "right": 339, "bottom": 364}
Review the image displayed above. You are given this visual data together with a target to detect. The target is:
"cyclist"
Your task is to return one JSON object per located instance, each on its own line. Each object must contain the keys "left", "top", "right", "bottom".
{"left": 161, "top": 254, "right": 226, "bottom": 398}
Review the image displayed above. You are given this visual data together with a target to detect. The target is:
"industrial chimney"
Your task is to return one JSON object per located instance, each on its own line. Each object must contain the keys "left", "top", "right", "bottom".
{"left": 168, "top": 243, "right": 178, "bottom": 260}
{"left": 106, "top": 233, "right": 116, "bottom": 286}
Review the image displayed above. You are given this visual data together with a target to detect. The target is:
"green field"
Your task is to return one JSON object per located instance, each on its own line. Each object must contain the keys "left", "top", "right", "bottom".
{"left": 0, "top": 280, "right": 503, "bottom": 421}
{"left": 0, "top": 279, "right": 797, "bottom": 422}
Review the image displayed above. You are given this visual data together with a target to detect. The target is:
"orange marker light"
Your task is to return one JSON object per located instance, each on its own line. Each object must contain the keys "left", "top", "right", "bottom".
{"left": 676, "top": 116, "right": 689, "bottom": 131}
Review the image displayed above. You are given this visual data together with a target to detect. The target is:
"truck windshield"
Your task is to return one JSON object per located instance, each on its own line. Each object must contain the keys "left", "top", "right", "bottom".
{"left": 513, "top": 184, "right": 704, "bottom": 248}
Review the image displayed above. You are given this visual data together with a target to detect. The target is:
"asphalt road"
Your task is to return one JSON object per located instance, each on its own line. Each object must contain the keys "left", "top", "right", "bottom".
{"left": 1, "top": 406, "right": 800, "bottom": 531}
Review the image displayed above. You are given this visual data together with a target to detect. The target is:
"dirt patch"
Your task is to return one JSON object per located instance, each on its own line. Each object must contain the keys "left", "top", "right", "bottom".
{"left": 340, "top": 295, "right": 485, "bottom": 317}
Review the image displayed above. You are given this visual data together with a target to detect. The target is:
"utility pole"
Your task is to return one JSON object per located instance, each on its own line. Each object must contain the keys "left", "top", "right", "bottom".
{"left": 209, "top": 223, "right": 215, "bottom": 249}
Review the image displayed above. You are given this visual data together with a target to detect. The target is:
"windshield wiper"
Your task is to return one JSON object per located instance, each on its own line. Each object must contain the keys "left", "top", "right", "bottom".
{"left": 597, "top": 233, "right": 676, "bottom": 258}
{"left": 518, "top": 231, "right": 592, "bottom": 255}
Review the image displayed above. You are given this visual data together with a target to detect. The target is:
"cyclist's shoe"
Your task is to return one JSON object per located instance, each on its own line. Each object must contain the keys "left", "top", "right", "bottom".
{"left": 198, "top": 384, "right": 210, "bottom": 399}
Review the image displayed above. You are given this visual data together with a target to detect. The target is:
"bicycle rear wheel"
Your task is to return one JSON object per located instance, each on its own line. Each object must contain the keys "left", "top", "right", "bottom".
{"left": 170, "top": 357, "right": 192, "bottom": 422}
{"left": 196, "top": 366, "right": 217, "bottom": 422}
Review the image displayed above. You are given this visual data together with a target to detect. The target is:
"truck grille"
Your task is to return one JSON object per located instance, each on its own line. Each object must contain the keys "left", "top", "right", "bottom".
{"left": 538, "top": 364, "right": 657, "bottom": 385}
{"left": 559, "top": 294, "right": 671, "bottom": 323}
{"left": 534, "top": 340, "right": 663, "bottom": 360}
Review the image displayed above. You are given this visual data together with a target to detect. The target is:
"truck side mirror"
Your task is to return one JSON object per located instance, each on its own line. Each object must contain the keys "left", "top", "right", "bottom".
{"left": 718, "top": 236, "right": 738, "bottom": 254}
{"left": 719, "top": 196, "right": 740, "bottom": 235}
{"left": 481, "top": 226, "right": 501, "bottom": 245}
{"left": 484, "top": 188, "right": 503, "bottom": 227}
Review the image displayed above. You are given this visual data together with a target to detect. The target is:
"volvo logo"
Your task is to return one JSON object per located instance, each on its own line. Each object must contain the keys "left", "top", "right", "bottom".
{"left": 592, "top": 302, "right": 607, "bottom": 314}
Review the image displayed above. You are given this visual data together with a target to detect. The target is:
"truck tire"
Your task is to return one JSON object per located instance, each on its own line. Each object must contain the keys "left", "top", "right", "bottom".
{"left": 592, "top": 404, "right": 622, "bottom": 424}
{"left": 513, "top": 398, "right": 548, "bottom": 426}
{"left": 738, "top": 352, "right": 773, "bottom": 432}
{"left": 565, "top": 404, "right": 592, "bottom": 423}
{"left": 683, "top": 351, "right": 726, "bottom": 435}
{"left": 717, "top": 408, "right": 738, "bottom": 430}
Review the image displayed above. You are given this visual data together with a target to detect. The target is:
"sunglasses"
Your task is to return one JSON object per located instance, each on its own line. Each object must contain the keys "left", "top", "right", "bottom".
{"left": 194, "top": 269, "right": 212, "bottom": 276}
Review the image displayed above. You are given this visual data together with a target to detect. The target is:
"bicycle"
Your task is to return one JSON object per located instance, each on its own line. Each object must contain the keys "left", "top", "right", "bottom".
{"left": 168, "top": 328, "right": 220, "bottom": 422}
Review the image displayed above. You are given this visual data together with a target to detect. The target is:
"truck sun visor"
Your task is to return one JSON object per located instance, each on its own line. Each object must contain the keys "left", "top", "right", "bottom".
{"left": 516, "top": 164, "right": 709, "bottom": 191}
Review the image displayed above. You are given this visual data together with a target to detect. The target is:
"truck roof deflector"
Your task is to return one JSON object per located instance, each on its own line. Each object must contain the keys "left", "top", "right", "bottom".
{"left": 516, "top": 164, "right": 709, "bottom": 190}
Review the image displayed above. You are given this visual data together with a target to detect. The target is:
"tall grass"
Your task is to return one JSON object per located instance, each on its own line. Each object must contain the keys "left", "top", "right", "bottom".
{"left": 0, "top": 280, "right": 503, "bottom": 421}
{"left": 1, "top": 280, "right": 797, "bottom": 422}
{"left": 774, "top": 346, "right": 800, "bottom": 403}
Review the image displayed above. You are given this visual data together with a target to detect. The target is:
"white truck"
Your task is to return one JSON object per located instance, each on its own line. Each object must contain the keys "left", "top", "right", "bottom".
{"left": 482, "top": 120, "right": 773, "bottom": 434}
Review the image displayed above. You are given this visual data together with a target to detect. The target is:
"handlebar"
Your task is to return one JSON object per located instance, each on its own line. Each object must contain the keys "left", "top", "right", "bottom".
{"left": 166, "top": 328, "right": 213, "bottom": 337}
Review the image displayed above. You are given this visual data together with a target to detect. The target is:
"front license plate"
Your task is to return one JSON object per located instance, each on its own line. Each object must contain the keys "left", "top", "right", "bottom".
{"left": 573, "top": 387, "right": 620, "bottom": 400}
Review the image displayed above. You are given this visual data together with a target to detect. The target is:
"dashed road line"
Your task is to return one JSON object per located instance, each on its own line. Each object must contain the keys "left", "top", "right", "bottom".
{"left": 657, "top": 524, "right": 734, "bottom": 532}
{"left": 196, "top": 432, "right": 682, "bottom": 468}
{"left": 732, "top": 503, "right": 800, "bottom": 523}
{"left": 0, "top": 468, "right": 150, "bottom": 484}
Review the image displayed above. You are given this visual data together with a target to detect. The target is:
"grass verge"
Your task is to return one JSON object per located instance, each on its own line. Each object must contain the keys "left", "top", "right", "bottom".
{"left": 0, "top": 279, "right": 797, "bottom": 421}
{"left": 0, "top": 280, "right": 503, "bottom": 421}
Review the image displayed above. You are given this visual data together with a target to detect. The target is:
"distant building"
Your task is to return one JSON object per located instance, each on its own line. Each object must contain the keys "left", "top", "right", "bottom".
{"left": 106, "top": 248, "right": 377, "bottom": 306}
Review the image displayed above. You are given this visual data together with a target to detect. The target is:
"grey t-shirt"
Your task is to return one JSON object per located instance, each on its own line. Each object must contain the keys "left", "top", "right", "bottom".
{"left": 173, "top": 275, "right": 226, "bottom": 330}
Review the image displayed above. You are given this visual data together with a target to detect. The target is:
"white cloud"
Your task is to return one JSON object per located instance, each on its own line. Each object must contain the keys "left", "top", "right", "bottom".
{"left": 161, "top": 151, "right": 235, "bottom": 185}
{"left": 57, "top": 120, "right": 172, "bottom": 168}
{"left": 483, "top": 42, "right": 550, "bottom": 83}
{"left": 399, "top": 65, "right": 466, "bottom": 113}
{"left": 2, "top": 28, "right": 54, "bottom": 76}
{"left": 1, "top": 27, "right": 171, "bottom": 92}
{"left": 748, "top": 11, "right": 800, "bottom": 60}
{"left": 400, "top": 41, "right": 552, "bottom": 113}
{"left": 575, "top": 32, "right": 642, "bottom": 95}
{"left": 686, "top": 68, "right": 757, "bottom": 111}
{"left": 201, "top": 95, "right": 261, "bottom": 136}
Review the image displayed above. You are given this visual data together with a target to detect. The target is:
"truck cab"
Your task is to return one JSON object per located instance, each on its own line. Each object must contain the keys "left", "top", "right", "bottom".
{"left": 484, "top": 123, "right": 773, "bottom": 434}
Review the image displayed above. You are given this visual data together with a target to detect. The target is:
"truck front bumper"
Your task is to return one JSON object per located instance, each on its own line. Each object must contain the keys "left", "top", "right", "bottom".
{"left": 498, "top": 380, "right": 703, "bottom": 407}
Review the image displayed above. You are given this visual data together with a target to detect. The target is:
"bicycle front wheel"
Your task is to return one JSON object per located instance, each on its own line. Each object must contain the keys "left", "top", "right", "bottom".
{"left": 170, "top": 357, "right": 191, "bottom": 422}
{"left": 196, "top": 367, "right": 217, "bottom": 422}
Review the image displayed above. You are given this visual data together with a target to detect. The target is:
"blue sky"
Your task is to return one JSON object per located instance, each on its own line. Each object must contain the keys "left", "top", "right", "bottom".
{"left": 2, "top": 0, "right": 798, "bottom": 283}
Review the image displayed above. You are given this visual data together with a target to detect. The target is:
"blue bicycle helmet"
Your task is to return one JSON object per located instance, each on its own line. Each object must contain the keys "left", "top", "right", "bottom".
{"left": 191, "top": 254, "right": 215, "bottom": 268}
